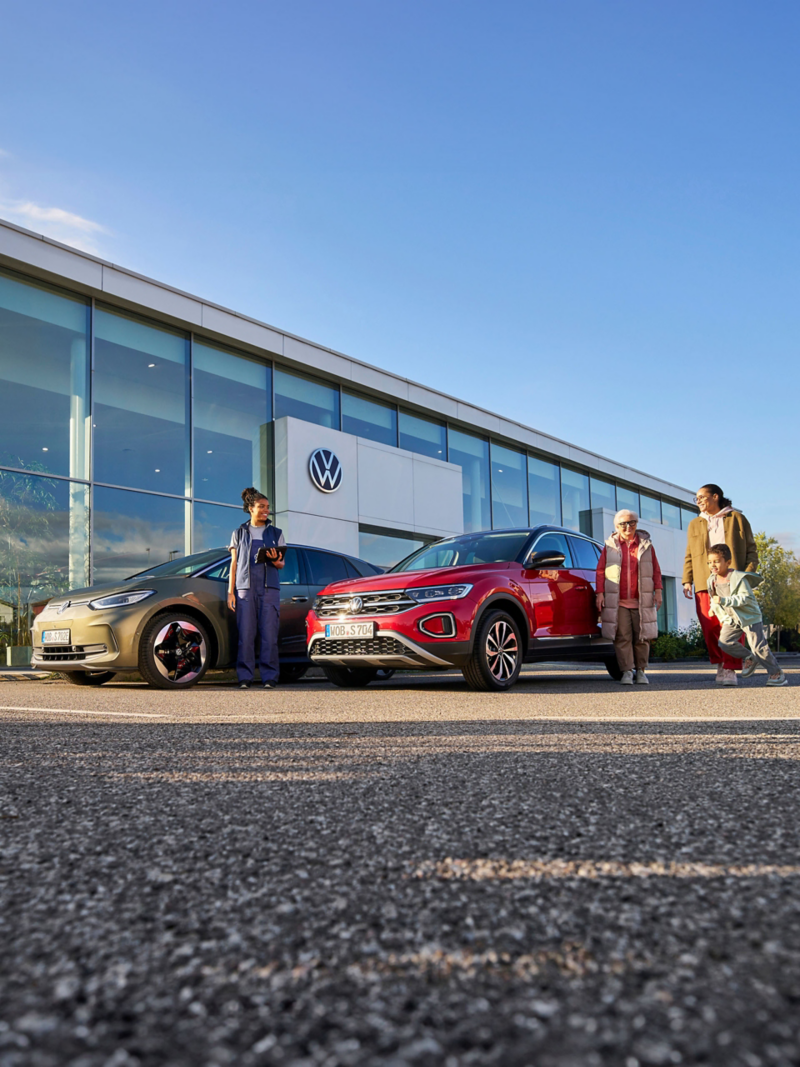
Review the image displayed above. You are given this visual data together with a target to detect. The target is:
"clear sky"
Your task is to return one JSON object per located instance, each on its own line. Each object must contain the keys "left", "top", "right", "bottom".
{"left": 2, "top": 0, "right": 798, "bottom": 548}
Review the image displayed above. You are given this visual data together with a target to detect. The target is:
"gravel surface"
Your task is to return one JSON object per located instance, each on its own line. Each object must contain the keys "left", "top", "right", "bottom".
{"left": 2, "top": 666, "right": 800, "bottom": 1066}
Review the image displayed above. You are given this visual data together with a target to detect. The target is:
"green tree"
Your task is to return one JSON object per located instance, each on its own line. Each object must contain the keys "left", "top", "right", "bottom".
{"left": 753, "top": 532, "right": 800, "bottom": 651}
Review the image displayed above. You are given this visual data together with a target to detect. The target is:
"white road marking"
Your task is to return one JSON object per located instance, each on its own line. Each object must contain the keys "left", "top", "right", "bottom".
{"left": 0, "top": 705, "right": 168, "bottom": 719}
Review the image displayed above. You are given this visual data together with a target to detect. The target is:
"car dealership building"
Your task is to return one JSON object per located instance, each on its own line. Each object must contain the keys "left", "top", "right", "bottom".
{"left": 0, "top": 217, "right": 698, "bottom": 645}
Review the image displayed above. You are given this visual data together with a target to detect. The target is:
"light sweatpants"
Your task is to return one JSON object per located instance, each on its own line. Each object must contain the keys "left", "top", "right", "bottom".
{"left": 718, "top": 620, "right": 780, "bottom": 676}
{"left": 615, "top": 606, "right": 650, "bottom": 673}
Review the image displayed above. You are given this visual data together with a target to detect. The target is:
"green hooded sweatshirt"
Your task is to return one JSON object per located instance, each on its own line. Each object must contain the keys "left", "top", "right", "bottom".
{"left": 706, "top": 570, "right": 764, "bottom": 629}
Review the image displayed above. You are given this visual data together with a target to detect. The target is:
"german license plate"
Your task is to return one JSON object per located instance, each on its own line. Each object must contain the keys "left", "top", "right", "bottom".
{"left": 43, "top": 629, "right": 71, "bottom": 645}
{"left": 325, "top": 622, "right": 375, "bottom": 639}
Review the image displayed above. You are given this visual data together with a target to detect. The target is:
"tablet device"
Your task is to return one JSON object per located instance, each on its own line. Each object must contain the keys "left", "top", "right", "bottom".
{"left": 255, "top": 544, "right": 287, "bottom": 564}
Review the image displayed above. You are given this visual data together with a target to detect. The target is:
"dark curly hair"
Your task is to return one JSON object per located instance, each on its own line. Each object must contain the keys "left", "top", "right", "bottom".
{"left": 241, "top": 487, "right": 268, "bottom": 513}
{"left": 708, "top": 543, "right": 732, "bottom": 561}
{"left": 700, "top": 483, "right": 732, "bottom": 509}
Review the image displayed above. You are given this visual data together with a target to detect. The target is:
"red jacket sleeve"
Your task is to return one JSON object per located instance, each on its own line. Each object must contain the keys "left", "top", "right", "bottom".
{"left": 596, "top": 547, "right": 606, "bottom": 594}
{"left": 651, "top": 546, "right": 663, "bottom": 591}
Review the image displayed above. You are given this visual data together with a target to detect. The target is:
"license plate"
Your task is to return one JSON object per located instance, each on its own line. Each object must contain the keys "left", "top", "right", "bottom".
{"left": 43, "top": 629, "right": 71, "bottom": 645}
{"left": 325, "top": 622, "right": 375, "bottom": 639}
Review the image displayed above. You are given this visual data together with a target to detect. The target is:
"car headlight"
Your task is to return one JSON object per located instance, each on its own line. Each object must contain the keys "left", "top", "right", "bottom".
{"left": 89, "top": 590, "right": 156, "bottom": 610}
{"left": 405, "top": 584, "right": 473, "bottom": 603}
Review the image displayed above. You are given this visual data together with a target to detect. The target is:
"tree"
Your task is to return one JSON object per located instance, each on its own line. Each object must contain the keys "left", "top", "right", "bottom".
{"left": 753, "top": 532, "right": 800, "bottom": 651}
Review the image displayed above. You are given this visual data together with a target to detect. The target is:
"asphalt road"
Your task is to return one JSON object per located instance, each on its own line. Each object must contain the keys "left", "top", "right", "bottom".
{"left": 2, "top": 664, "right": 800, "bottom": 1066}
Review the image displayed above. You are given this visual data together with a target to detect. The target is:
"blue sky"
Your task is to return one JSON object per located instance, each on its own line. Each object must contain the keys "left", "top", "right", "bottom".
{"left": 2, "top": 0, "right": 798, "bottom": 548}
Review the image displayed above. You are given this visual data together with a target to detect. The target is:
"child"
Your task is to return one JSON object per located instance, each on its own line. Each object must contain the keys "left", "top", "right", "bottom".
{"left": 707, "top": 543, "right": 788, "bottom": 687}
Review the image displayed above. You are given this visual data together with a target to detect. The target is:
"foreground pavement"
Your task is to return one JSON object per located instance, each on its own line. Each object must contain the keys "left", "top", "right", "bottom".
{"left": 1, "top": 665, "right": 799, "bottom": 1066}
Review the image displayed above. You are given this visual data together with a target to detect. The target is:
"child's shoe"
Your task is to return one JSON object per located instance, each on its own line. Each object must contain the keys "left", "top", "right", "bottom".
{"left": 634, "top": 671, "right": 650, "bottom": 685}
{"left": 741, "top": 655, "right": 757, "bottom": 679}
{"left": 766, "top": 671, "right": 789, "bottom": 687}
{"left": 720, "top": 669, "right": 738, "bottom": 686}
{"left": 620, "top": 670, "right": 634, "bottom": 685}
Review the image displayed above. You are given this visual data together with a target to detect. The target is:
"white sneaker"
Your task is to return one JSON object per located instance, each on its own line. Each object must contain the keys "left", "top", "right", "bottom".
{"left": 620, "top": 670, "right": 634, "bottom": 685}
{"left": 721, "top": 669, "right": 738, "bottom": 687}
{"left": 635, "top": 671, "right": 650, "bottom": 685}
{"left": 766, "top": 671, "right": 789, "bottom": 687}
{"left": 715, "top": 665, "right": 725, "bottom": 684}
{"left": 741, "top": 656, "right": 757, "bottom": 679}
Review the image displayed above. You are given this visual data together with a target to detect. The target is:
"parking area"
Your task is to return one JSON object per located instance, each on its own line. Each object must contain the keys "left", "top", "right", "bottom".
{"left": 2, "top": 664, "right": 800, "bottom": 1066}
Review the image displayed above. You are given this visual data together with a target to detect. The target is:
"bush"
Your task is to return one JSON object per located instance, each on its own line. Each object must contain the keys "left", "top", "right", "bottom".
{"left": 651, "top": 623, "right": 707, "bottom": 661}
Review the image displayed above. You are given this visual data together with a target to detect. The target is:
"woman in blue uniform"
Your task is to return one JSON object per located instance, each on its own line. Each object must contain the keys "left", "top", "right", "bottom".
{"left": 227, "top": 488, "right": 286, "bottom": 689}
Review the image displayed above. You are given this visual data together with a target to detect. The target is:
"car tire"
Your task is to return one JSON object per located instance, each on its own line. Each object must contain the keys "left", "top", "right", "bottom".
{"left": 61, "top": 670, "right": 116, "bottom": 686}
{"left": 462, "top": 609, "right": 522, "bottom": 691}
{"left": 279, "top": 664, "right": 308, "bottom": 685}
{"left": 375, "top": 668, "right": 395, "bottom": 681}
{"left": 138, "top": 613, "right": 211, "bottom": 690}
{"left": 322, "top": 664, "right": 378, "bottom": 688}
{"left": 604, "top": 657, "right": 624, "bottom": 681}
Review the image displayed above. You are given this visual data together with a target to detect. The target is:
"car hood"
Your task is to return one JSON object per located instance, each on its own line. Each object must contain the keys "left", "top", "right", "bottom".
{"left": 42, "top": 577, "right": 189, "bottom": 610}
{"left": 321, "top": 563, "right": 509, "bottom": 594}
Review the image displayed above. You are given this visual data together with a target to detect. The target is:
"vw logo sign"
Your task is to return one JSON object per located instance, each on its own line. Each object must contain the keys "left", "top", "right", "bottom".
{"left": 348, "top": 596, "right": 363, "bottom": 615}
{"left": 309, "top": 448, "right": 343, "bottom": 493}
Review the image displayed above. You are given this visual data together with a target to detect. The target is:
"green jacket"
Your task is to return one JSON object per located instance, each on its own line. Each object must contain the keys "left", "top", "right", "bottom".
{"left": 706, "top": 570, "right": 764, "bottom": 629}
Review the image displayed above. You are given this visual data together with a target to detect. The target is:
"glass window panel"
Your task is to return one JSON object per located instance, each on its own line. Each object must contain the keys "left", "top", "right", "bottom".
{"left": 94, "top": 308, "right": 189, "bottom": 496}
{"left": 531, "top": 531, "right": 573, "bottom": 569}
{"left": 661, "top": 500, "right": 681, "bottom": 528}
{"left": 304, "top": 549, "right": 349, "bottom": 588}
{"left": 616, "top": 485, "right": 640, "bottom": 516}
{"left": 398, "top": 410, "right": 446, "bottom": 459}
{"left": 0, "top": 471, "right": 89, "bottom": 646}
{"left": 447, "top": 428, "right": 490, "bottom": 533}
{"left": 681, "top": 506, "right": 698, "bottom": 529}
{"left": 569, "top": 536, "right": 600, "bottom": 570}
{"left": 590, "top": 476, "right": 616, "bottom": 512}
{"left": 193, "top": 501, "right": 243, "bottom": 554}
{"left": 640, "top": 493, "right": 662, "bottom": 524}
{"left": 490, "top": 442, "right": 528, "bottom": 528}
{"left": 527, "top": 455, "right": 561, "bottom": 527}
{"left": 193, "top": 343, "right": 271, "bottom": 504}
{"left": 561, "top": 467, "right": 591, "bottom": 535}
{"left": 274, "top": 368, "right": 339, "bottom": 428}
{"left": 279, "top": 547, "right": 302, "bottom": 586}
{"left": 0, "top": 268, "right": 90, "bottom": 480}
{"left": 342, "top": 391, "right": 397, "bottom": 446}
{"left": 358, "top": 528, "right": 428, "bottom": 570}
{"left": 92, "top": 486, "right": 187, "bottom": 586}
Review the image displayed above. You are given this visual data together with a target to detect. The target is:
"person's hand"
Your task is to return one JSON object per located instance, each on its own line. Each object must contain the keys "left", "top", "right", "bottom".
{"left": 596, "top": 593, "right": 604, "bottom": 611}
{"left": 682, "top": 583, "right": 693, "bottom": 599}
{"left": 264, "top": 546, "right": 280, "bottom": 561}
{"left": 227, "top": 590, "right": 236, "bottom": 612}
{"left": 654, "top": 590, "right": 663, "bottom": 609}
{"left": 711, "top": 594, "right": 720, "bottom": 605}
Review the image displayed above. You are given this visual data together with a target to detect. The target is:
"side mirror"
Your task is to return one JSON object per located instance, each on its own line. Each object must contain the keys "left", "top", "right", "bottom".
{"left": 524, "top": 550, "right": 566, "bottom": 571}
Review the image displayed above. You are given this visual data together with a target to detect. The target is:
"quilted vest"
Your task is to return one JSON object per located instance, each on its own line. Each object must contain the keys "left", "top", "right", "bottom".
{"left": 600, "top": 531, "right": 658, "bottom": 641}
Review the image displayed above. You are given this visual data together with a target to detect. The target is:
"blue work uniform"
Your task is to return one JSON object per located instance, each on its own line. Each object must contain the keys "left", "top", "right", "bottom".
{"left": 228, "top": 521, "right": 285, "bottom": 684}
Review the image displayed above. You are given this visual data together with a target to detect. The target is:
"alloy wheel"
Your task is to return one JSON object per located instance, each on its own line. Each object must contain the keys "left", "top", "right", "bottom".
{"left": 152, "top": 620, "right": 207, "bottom": 684}
{"left": 485, "top": 619, "right": 519, "bottom": 682}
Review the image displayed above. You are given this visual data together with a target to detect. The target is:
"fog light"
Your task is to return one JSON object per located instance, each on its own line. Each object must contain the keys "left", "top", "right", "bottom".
{"left": 418, "top": 613, "right": 456, "bottom": 638}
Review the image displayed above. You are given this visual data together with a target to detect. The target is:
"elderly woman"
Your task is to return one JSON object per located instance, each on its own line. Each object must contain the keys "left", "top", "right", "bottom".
{"left": 595, "top": 510, "right": 663, "bottom": 685}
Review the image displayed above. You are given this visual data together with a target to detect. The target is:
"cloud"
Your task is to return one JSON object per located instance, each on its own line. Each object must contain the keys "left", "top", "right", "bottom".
{"left": 0, "top": 197, "right": 110, "bottom": 255}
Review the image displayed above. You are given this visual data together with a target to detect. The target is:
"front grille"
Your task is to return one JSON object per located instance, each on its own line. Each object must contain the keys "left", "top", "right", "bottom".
{"left": 37, "top": 644, "right": 108, "bottom": 662}
{"left": 315, "top": 590, "right": 417, "bottom": 617}
{"left": 312, "top": 637, "right": 409, "bottom": 657}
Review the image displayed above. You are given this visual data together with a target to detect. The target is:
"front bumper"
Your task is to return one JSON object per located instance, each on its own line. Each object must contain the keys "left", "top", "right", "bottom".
{"left": 31, "top": 615, "right": 128, "bottom": 673}
{"left": 308, "top": 628, "right": 466, "bottom": 669}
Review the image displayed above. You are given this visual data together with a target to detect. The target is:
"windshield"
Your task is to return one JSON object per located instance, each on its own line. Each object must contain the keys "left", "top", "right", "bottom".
{"left": 127, "top": 547, "right": 228, "bottom": 580}
{"left": 391, "top": 531, "right": 532, "bottom": 572}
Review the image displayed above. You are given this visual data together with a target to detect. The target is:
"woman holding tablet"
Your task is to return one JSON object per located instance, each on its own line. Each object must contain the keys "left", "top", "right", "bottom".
{"left": 227, "top": 488, "right": 286, "bottom": 689}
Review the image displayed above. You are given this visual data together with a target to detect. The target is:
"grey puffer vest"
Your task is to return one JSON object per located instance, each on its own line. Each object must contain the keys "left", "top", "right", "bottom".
{"left": 600, "top": 530, "right": 658, "bottom": 641}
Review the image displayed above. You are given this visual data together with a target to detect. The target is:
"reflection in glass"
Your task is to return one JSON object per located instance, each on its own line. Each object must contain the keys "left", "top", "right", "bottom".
{"left": 398, "top": 411, "right": 446, "bottom": 459}
{"left": 656, "top": 577, "right": 678, "bottom": 633}
{"left": 0, "top": 471, "right": 89, "bottom": 645}
{"left": 274, "top": 368, "right": 340, "bottom": 428}
{"left": 661, "top": 500, "right": 681, "bottom": 528}
{"left": 193, "top": 501, "right": 243, "bottom": 554}
{"left": 193, "top": 343, "right": 271, "bottom": 504}
{"left": 447, "top": 429, "right": 490, "bottom": 533}
{"left": 528, "top": 456, "right": 561, "bottom": 527}
{"left": 561, "top": 467, "right": 591, "bottom": 535}
{"left": 590, "top": 476, "right": 616, "bottom": 513}
{"left": 94, "top": 307, "right": 189, "bottom": 496}
{"left": 681, "top": 506, "right": 698, "bottom": 530}
{"left": 616, "top": 484, "right": 640, "bottom": 516}
{"left": 640, "top": 493, "right": 662, "bottom": 525}
{"left": 0, "top": 268, "right": 90, "bottom": 480}
{"left": 342, "top": 391, "right": 397, "bottom": 446}
{"left": 490, "top": 442, "right": 528, "bottom": 528}
{"left": 358, "top": 527, "right": 429, "bottom": 570}
{"left": 92, "top": 486, "right": 187, "bottom": 586}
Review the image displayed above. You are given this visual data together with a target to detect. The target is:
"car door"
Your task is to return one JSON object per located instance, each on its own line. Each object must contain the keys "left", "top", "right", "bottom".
{"left": 567, "top": 535, "right": 603, "bottom": 635}
{"left": 278, "top": 547, "right": 312, "bottom": 657}
{"left": 523, "top": 532, "right": 588, "bottom": 637}
{"left": 302, "top": 548, "right": 351, "bottom": 603}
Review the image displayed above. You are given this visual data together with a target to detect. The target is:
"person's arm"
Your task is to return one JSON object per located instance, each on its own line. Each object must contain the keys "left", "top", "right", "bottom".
{"left": 651, "top": 546, "right": 663, "bottom": 609}
{"left": 595, "top": 547, "right": 606, "bottom": 611}
{"left": 742, "top": 515, "right": 758, "bottom": 572}
{"left": 227, "top": 547, "right": 237, "bottom": 612}
{"left": 682, "top": 524, "right": 694, "bottom": 598}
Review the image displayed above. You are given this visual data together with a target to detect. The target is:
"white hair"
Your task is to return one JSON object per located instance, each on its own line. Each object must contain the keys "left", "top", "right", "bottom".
{"left": 614, "top": 509, "right": 639, "bottom": 525}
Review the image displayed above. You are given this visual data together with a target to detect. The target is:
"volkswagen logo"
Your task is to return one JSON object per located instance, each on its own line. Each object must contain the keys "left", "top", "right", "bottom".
{"left": 309, "top": 448, "right": 343, "bottom": 493}
{"left": 348, "top": 596, "right": 363, "bottom": 615}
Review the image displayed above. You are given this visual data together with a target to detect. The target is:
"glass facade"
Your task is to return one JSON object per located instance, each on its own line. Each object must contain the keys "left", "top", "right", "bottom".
{"left": 275, "top": 367, "right": 339, "bottom": 428}
{"left": 490, "top": 442, "right": 528, "bottom": 528}
{"left": 193, "top": 501, "right": 243, "bottom": 553}
{"left": 681, "top": 506, "right": 697, "bottom": 530}
{"left": 616, "top": 485, "right": 640, "bottom": 516}
{"left": 640, "top": 493, "right": 662, "bottom": 525}
{"left": 527, "top": 456, "right": 561, "bottom": 527}
{"left": 92, "top": 486, "right": 188, "bottom": 586}
{"left": 399, "top": 410, "right": 446, "bottom": 459}
{"left": 358, "top": 526, "right": 430, "bottom": 570}
{"left": 448, "top": 428, "right": 491, "bottom": 533}
{"left": 561, "top": 467, "right": 591, "bottom": 535}
{"left": 342, "top": 390, "right": 397, "bottom": 446}
{"left": 590, "top": 476, "right": 616, "bottom": 513}
{"left": 661, "top": 500, "right": 681, "bottom": 528}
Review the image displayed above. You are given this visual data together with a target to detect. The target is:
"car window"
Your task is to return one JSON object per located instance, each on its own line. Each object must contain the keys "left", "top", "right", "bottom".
{"left": 280, "top": 547, "right": 302, "bottom": 586}
{"left": 532, "top": 532, "right": 573, "bottom": 568}
{"left": 202, "top": 559, "right": 230, "bottom": 582}
{"left": 344, "top": 558, "right": 364, "bottom": 578}
{"left": 568, "top": 536, "right": 599, "bottom": 570}
{"left": 304, "top": 549, "right": 349, "bottom": 587}
{"left": 394, "top": 531, "right": 530, "bottom": 572}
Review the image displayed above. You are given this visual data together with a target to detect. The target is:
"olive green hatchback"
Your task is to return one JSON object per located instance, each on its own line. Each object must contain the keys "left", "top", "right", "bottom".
{"left": 31, "top": 545, "right": 381, "bottom": 689}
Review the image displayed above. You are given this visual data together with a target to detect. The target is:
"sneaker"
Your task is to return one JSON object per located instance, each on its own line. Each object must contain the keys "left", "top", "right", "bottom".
{"left": 741, "top": 655, "right": 758, "bottom": 679}
{"left": 766, "top": 671, "right": 789, "bottom": 687}
{"left": 635, "top": 671, "right": 650, "bottom": 685}
{"left": 715, "top": 665, "right": 725, "bottom": 684}
{"left": 620, "top": 670, "right": 634, "bottom": 685}
{"left": 262, "top": 681, "right": 277, "bottom": 690}
{"left": 239, "top": 681, "right": 251, "bottom": 689}
{"left": 721, "top": 669, "right": 738, "bottom": 687}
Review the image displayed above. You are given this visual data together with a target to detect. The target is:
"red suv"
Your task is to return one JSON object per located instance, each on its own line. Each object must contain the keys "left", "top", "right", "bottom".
{"left": 306, "top": 526, "right": 621, "bottom": 691}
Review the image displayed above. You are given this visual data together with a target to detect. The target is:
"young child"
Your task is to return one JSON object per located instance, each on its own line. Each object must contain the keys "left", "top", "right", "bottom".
{"left": 707, "top": 543, "right": 788, "bottom": 687}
